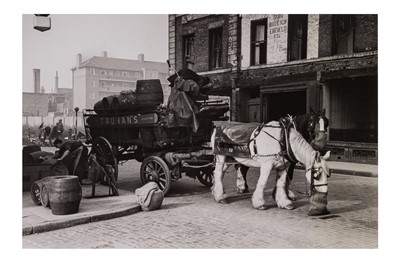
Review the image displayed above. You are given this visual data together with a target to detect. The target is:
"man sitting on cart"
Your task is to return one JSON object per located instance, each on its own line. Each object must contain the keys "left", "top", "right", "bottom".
{"left": 53, "top": 139, "right": 90, "bottom": 184}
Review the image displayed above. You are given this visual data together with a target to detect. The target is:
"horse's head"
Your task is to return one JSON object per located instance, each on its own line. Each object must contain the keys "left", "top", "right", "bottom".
{"left": 308, "top": 108, "right": 329, "bottom": 153}
{"left": 306, "top": 151, "right": 331, "bottom": 216}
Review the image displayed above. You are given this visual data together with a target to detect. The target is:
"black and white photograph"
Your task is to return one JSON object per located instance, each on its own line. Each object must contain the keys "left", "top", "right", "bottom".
{"left": 3, "top": 0, "right": 399, "bottom": 264}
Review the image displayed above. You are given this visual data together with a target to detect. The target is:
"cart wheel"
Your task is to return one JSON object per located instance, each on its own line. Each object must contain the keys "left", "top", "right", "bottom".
{"left": 140, "top": 156, "right": 171, "bottom": 195}
{"left": 91, "top": 137, "right": 118, "bottom": 185}
{"left": 195, "top": 167, "right": 214, "bottom": 188}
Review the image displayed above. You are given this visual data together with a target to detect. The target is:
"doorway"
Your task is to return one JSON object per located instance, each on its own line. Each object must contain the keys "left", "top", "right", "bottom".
{"left": 261, "top": 90, "right": 307, "bottom": 122}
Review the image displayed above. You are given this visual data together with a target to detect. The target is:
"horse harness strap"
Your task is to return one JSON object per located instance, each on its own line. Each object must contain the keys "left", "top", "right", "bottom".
{"left": 249, "top": 118, "right": 298, "bottom": 164}
{"left": 306, "top": 167, "right": 328, "bottom": 191}
{"left": 249, "top": 123, "right": 283, "bottom": 158}
{"left": 279, "top": 117, "right": 298, "bottom": 164}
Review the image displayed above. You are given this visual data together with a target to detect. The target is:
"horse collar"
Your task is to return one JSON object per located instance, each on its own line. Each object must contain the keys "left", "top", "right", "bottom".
{"left": 279, "top": 117, "right": 298, "bottom": 164}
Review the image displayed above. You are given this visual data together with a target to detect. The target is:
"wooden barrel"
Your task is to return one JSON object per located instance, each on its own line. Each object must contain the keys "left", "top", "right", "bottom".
{"left": 30, "top": 176, "right": 56, "bottom": 206}
{"left": 93, "top": 100, "right": 105, "bottom": 114}
{"left": 29, "top": 151, "right": 54, "bottom": 163}
{"left": 114, "top": 80, "right": 164, "bottom": 110}
{"left": 101, "top": 96, "right": 114, "bottom": 110}
{"left": 49, "top": 175, "right": 82, "bottom": 215}
{"left": 40, "top": 184, "right": 50, "bottom": 207}
{"left": 50, "top": 161, "right": 69, "bottom": 176}
{"left": 23, "top": 145, "right": 41, "bottom": 164}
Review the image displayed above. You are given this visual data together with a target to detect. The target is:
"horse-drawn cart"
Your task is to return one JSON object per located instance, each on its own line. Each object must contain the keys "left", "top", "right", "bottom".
{"left": 83, "top": 76, "right": 229, "bottom": 194}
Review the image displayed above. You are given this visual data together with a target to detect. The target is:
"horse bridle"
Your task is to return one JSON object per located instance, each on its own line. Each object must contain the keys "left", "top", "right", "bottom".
{"left": 307, "top": 114, "right": 328, "bottom": 141}
{"left": 306, "top": 153, "right": 330, "bottom": 191}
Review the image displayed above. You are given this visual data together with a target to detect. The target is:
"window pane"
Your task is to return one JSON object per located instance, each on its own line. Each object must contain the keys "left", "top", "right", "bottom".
{"left": 255, "top": 46, "right": 260, "bottom": 65}
{"left": 256, "top": 25, "right": 265, "bottom": 42}
{"left": 209, "top": 28, "right": 223, "bottom": 69}
{"left": 251, "top": 19, "right": 267, "bottom": 66}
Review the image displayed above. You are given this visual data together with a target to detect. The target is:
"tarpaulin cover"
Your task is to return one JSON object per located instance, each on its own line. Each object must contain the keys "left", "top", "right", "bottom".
{"left": 213, "top": 122, "right": 261, "bottom": 158}
{"left": 166, "top": 76, "right": 200, "bottom": 132}
{"left": 215, "top": 121, "right": 261, "bottom": 145}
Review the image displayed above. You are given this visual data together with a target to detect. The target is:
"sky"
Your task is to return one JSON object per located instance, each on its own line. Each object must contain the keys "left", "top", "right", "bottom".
{"left": 23, "top": 14, "right": 168, "bottom": 92}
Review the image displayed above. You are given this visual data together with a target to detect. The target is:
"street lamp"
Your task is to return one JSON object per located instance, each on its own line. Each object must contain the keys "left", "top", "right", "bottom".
{"left": 33, "top": 14, "right": 51, "bottom": 32}
{"left": 74, "top": 107, "right": 79, "bottom": 139}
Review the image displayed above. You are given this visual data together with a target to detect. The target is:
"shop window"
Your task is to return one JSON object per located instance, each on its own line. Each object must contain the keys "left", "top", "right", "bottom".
{"left": 250, "top": 19, "right": 267, "bottom": 65}
{"left": 333, "top": 15, "right": 354, "bottom": 55}
{"left": 209, "top": 27, "right": 223, "bottom": 69}
{"left": 287, "top": 15, "right": 308, "bottom": 61}
{"left": 183, "top": 34, "right": 194, "bottom": 68}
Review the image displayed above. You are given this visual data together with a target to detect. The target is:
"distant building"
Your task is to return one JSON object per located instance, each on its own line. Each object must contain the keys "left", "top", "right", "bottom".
{"left": 23, "top": 92, "right": 49, "bottom": 116}
{"left": 23, "top": 71, "right": 74, "bottom": 117}
{"left": 71, "top": 52, "right": 169, "bottom": 110}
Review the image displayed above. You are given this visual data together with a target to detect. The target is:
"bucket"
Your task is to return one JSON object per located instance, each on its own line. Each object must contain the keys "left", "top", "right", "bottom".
{"left": 49, "top": 175, "right": 82, "bottom": 215}
{"left": 30, "top": 176, "right": 56, "bottom": 206}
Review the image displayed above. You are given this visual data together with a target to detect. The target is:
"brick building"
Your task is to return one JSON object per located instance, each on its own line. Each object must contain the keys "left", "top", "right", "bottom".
{"left": 168, "top": 14, "right": 378, "bottom": 163}
{"left": 22, "top": 93, "right": 49, "bottom": 116}
{"left": 71, "top": 51, "right": 169, "bottom": 110}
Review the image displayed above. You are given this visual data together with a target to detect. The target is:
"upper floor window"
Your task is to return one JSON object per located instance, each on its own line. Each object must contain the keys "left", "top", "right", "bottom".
{"left": 288, "top": 15, "right": 308, "bottom": 61}
{"left": 90, "top": 68, "right": 96, "bottom": 75}
{"left": 91, "top": 80, "right": 96, "bottom": 87}
{"left": 90, "top": 92, "right": 96, "bottom": 100}
{"left": 250, "top": 19, "right": 267, "bottom": 65}
{"left": 333, "top": 15, "right": 354, "bottom": 55}
{"left": 123, "top": 72, "right": 128, "bottom": 77}
{"left": 183, "top": 34, "right": 195, "bottom": 68}
{"left": 209, "top": 27, "right": 223, "bottom": 69}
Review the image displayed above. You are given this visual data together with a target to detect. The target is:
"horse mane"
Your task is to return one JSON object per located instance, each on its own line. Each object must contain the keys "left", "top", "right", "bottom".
{"left": 293, "top": 114, "right": 310, "bottom": 137}
{"left": 289, "top": 128, "right": 316, "bottom": 168}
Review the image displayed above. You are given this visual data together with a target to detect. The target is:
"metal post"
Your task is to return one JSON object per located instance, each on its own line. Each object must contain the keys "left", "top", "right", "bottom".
{"left": 74, "top": 107, "right": 79, "bottom": 139}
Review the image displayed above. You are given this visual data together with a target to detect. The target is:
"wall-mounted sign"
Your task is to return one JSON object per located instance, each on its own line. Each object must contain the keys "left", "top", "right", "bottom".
{"left": 267, "top": 14, "right": 288, "bottom": 64}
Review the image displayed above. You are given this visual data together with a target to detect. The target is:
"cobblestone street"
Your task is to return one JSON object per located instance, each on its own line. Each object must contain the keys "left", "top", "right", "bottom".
{"left": 23, "top": 160, "right": 378, "bottom": 248}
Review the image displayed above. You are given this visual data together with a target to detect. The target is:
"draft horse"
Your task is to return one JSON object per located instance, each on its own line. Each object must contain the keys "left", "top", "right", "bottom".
{"left": 211, "top": 120, "right": 331, "bottom": 216}
{"left": 234, "top": 108, "right": 329, "bottom": 198}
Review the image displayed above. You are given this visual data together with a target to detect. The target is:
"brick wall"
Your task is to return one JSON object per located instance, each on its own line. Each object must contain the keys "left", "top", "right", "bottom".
{"left": 307, "top": 14, "right": 319, "bottom": 59}
{"left": 318, "top": 15, "right": 378, "bottom": 57}
{"left": 174, "top": 14, "right": 231, "bottom": 72}
{"left": 318, "top": 15, "right": 333, "bottom": 57}
{"left": 23, "top": 93, "right": 49, "bottom": 116}
{"left": 354, "top": 15, "right": 378, "bottom": 52}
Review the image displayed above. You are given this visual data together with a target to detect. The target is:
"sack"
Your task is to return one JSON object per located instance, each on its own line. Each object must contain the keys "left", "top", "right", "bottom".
{"left": 135, "top": 182, "right": 164, "bottom": 211}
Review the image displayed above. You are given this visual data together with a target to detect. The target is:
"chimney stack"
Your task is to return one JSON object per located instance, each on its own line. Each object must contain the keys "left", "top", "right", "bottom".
{"left": 76, "top": 53, "right": 82, "bottom": 68}
{"left": 55, "top": 71, "right": 59, "bottom": 93}
{"left": 102, "top": 51, "right": 108, "bottom": 57}
{"left": 33, "top": 69, "right": 40, "bottom": 93}
{"left": 138, "top": 53, "right": 144, "bottom": 63}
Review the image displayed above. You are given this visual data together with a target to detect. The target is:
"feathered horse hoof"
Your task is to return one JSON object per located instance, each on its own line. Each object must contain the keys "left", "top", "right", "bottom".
{"left": 236, "top": 187, "right": 249, "bottom": 194}
{"left": 284, "top": 203, "right": 295, "bottom": 210}
{"left": 308, "top": 191, "right": 329, "bottom": 216}
{"left": 256, "top": 205, "right": 268, "bottom": 210}
{"left": 218, "top": 199, "right": 228, "bottom": 204}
